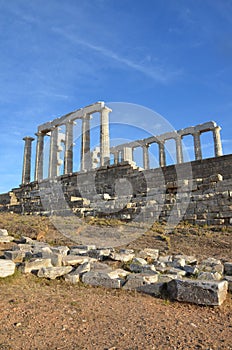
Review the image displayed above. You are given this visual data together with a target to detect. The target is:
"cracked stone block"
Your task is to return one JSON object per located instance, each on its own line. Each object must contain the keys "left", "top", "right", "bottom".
{"left": 166, "top": 279, "right": 228, "bottom": 306}
{"left": 38, "top": 266, "right": 73, "bottom": 279}
{"left": 0, "top": 259, "right": 15, "bottom": 277}
{"left": 198, "top": 258, "right": 224, "bottom": 274}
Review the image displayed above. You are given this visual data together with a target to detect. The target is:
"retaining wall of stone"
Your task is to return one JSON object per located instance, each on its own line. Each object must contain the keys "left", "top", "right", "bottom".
{"left": 0, "top": 154, "right": 231, "bottom": 226}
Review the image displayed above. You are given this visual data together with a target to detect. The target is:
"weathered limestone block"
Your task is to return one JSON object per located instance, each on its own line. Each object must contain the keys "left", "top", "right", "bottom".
{"left": 129, "top": 257, "right": 149, "bottom": 273}
{"left": 41, "top": 251, "right": 63, "bottom": 267}
{"left": 224, "top": 276, "right": 232, "bottom": 293}
{"left": 0, "top": 236, "right": 14, "bottom": 243}
{"left": 198, "top": 258, "right": 224, "bottom": 274}
{"left": 138, "top": 248, "right": 159, "bottom": 261}
{"left": 110, "top": 249, "right": 135, "bottom": 262}
{"left": 0, "top": 229, "right": 8, "bottom": 236}
{"left": 108, "top": 268, "right": 130, "bottom": 279}
{"left": 13, "top": 244, "right": 32, "bottom": 252}
{"left": 51, "top": 246, "right": 69, "bottom": 256}
{"left": 166, "top": 279, "right": 228, "bottom": 306}
{"left": 89, "top": 262, "right": 112, "bottom": 273}
{"left": 198, "top": 271, "right": 222, "bottom": 281}
{"left": 82, "top": 271, "right": 123, "bottom": 289}
{"left": 4, "top": 250, "right": 25, "bottom": 263}
{"left": 168, "top": 258, "right": 186, "bottom": 268}
{"left": 20, "top": 258, "right": 52, "bottom": 273}
{"left": 183, "top": 265, "right": 199, "bottom": 276}
{"left": 74, "top": 261, "right": 91, "bottom": 275}
{"left": 224, "top": 262, "right": 232, "bottom": 276}
{"left": 62, "top": 255, "right": 90, "bottom": 266}
{"left": 88, "top": 248, "right": 112, "bottom": 260}
{"left": 64, "top": 270, "right": 80, "bottom": 284}
{"left": 123, "top": 273, "right": 158, "bottom": 290}
{"left": 158, "top": 255, "right": 173, "bottom": 264}
{"left": 69, "top": 248, "right": 88, "bottom": 256}
{"left": 38, "top": 266, "right": 73, "bottom": 279}
{"left": 0, "top": 259, "right": 15, "bottom": 277}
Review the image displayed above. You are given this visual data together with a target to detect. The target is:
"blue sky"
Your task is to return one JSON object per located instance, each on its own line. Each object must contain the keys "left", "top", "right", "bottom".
{"left": 0, "top": 0, "right": 231, "bottom": 193}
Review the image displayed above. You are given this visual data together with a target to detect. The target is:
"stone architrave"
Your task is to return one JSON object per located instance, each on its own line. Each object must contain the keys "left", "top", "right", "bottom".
{"left": 100, "top": 107, "right": 111, "bottom": 166}
{"left": 22, "top": 136, "right": 35, "bottom": 185}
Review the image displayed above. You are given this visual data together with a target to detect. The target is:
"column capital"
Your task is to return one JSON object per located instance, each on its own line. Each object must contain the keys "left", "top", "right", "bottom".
{"left": 102, "top": 106, "right": 112, "bottom": 113}
{"left": 23, "top": 136, "right": 35, "bottom": 142}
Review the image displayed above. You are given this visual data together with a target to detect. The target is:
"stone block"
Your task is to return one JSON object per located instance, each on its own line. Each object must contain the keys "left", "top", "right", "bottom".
{"left": 198, "top": 271, "right": 222, "bottom": 281}
{"left": 82, "top": 271, "right": 123, "bottom": 289}
{"left": 20, "top": 258, "right": 52, "bottom": 273}
{"left": 166, "top": 279, "right": 228, "bottom": 306}
{"left": 51, "top": 246, "right": 69, "bottom": 256}
{"left": 0, "top": 236, "right": 14, "bottom": 243}
{"left": 0, "top": 229, "right": 8, "bottom": 236}
{"left": 224, "top": 276, "right": 232, "bottom": 293}
{"left": 123, "top": 273, "right": 158, "bottom": 290}
{"left": 138, "top": 248, "right": 159, "bottom": 261}
{"left": 62, "top": 255, "right": 90, "bottom": 266}
{"left": 0, "top": 259, "right": 15, "bottom": 277}
{"left": 38, "top": 266, "right": 73, "bottom": 279}
{"left": 4, "top": 250, "right": 25, "bottom": 263}
{"left": 224, "top": 262, "right": 232, "bottom": 276}
{"left": 110, "top": 250, "right": 135, "bottom": 262}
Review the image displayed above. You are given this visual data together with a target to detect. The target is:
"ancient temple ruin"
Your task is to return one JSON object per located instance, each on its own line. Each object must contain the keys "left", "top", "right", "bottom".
{"left": 21, "top": 101, "right": 223, "bottom": 185}
{"left": 0, "top": 101, "right": 231, "bottom": 227}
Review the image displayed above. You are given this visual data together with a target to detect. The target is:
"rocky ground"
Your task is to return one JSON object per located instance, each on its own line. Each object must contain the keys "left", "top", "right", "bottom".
{"left": 0, "top": 213, "right": 231, "bottom": 350}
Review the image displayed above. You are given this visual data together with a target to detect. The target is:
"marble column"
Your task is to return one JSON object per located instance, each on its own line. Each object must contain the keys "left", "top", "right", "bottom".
{"left": 100, "top": 107, "right": 111, "bottom": 166}
{"left": 175, "top": 135, "right": 183, "bottom": 164}
{"left": 159, "top": 141, "right": 166, "bottom": 167}
{"left": 123, "top": 147, "right": 133, "bottom": 163}
{"left": 193, "top": 131, "right": 202, "bottom": 160}
{"left": 213, "top": 126, "right": 223, "bottom": 157}
{"left": 49, "top": 126, "right": 59, "bottom": 178}
{"left": 22, "top": 136, "right": 34, "bottom": 185}
{"left": 34, "top": 132, "right": 44, "bottom": 182}
{"left": 81, "top": 115, "right": 91, "bottom": 171}
{"left": 64, "top": 121, "right": 74, "bottom": 174}
{"left": 143, "top": 144, "right": 150, "bottom": 170}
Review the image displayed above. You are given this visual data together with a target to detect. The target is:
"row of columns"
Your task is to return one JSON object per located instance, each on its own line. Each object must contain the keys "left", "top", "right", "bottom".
{"left": 21, "top": 118, "right": 223, "bottom": 185}
{"left": 21, "top": 107, "right": 111, "bottom": 185}
{"left": 110, "top": 127, "right": 223, "bottom": 170}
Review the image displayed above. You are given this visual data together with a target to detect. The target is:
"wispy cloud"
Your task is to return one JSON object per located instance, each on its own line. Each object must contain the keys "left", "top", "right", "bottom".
{"left": 52, "top": 27, "right": 182, "bottom": 84}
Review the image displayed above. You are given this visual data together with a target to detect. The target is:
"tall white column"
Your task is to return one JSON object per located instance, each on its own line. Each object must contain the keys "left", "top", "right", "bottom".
{"left": 81, "top": 114, "right": 91, "bottom": 170}
{"left": 34, "top": 132, "right": 44, "bottom": 182}
{"left": 159, "top": 141, "right": 166, "bottom": 167}
{"left": 193, "top": 131, "right": 202, "bottom": 160}
{"left": 100, "top": 107, "right": 111, "bottom": 166}
{"left": 143, "top": 144, "right": 150, "bottom": 169}
{"left": 64, "top": 121, "right": 74, "bottom": 174}
{"left": 49, "top": 127, "right": 59, "bottom": 178}
{"left": 123, "top": 147, "right": 133, "bottom": 163}
{"left": 175, "top": 135, "right": 183, "bottom": 164}
{"left": 213, "top": 126, "right": 223, "bottom": 157}
{"left": 22, "top": 136, "right": 34, "bottom": 185}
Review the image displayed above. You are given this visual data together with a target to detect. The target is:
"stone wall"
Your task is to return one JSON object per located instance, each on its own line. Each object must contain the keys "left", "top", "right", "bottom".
{"left": 1, "top": 154, "right": 232, "bottom": 226}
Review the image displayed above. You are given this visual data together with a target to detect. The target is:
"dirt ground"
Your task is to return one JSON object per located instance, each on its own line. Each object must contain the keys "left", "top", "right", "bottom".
{"left": 0, "top": 213, "right": 231, "bottom": 350}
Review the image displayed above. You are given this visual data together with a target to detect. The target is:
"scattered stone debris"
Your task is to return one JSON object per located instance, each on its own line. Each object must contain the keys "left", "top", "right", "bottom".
{"left": 0, "top": 228, "right": 231, "bottom": 306}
